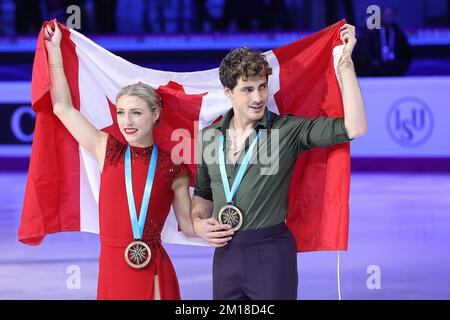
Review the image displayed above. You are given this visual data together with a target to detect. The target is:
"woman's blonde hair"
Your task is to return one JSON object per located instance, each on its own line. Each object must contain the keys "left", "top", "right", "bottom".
{"left": 116, "top": 82, "right": 162, "bottom": 117}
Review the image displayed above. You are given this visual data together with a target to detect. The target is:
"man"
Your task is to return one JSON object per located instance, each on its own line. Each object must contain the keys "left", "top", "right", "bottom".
{"left": 356, "top": 5, "right": 411, "bottom": 76}
{"left": 191, "top": 24, "right": 367, "bottom": 300}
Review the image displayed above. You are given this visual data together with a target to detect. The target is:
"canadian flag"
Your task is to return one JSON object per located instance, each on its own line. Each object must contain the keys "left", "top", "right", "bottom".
{"left": 19, "top": 19, "right": 350, "bottom": 252}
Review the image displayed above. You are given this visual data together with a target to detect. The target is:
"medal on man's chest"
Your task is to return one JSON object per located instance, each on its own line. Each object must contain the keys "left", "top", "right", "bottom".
{"left": 218, "top": 132, "right": 261, "bottom": 231}
{"left": 218, "top": 203, "right": 243, "bottom": 232}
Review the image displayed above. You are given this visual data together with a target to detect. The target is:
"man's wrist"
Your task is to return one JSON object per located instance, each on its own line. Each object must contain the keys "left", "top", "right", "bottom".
{"left": 191, "top": 217, "right": 202, "bottom": 234}
{"left": 338, "top": 55, "right": 354, "bottom": 71}
{"left": 192, "top": 217, "right": 203, "bottom": 225}
{"left": 47, "top": 45, "right": 61, "bottom": 54}
{"left": 47, "top": 47, "right": 63, "bottom": 62}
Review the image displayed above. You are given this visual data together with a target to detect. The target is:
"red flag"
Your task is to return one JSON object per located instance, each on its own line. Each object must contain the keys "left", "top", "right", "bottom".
{"left": 19, "top": 20, "right": 349, "bottom": 252}
{"left": 274, "top": 22, "right": 350, "bottom": 251}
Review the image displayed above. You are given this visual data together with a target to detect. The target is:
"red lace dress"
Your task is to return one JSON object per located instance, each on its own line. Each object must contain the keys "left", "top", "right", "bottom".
{"left": 97, "top": 134, "right": 190, "bottom": 300}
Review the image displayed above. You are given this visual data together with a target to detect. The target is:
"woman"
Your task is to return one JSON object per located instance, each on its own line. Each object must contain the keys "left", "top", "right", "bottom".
{"left": 43, "top": 21, "right": 195, "bottom": 300}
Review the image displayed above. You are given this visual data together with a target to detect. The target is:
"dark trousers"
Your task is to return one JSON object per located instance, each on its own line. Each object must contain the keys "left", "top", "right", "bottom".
{"left": 213, "top": 223, "right": 298, "bottom": 300}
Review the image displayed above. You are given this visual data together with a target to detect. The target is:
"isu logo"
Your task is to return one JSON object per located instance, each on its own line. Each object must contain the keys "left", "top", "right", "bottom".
{"left": 387, "top": 97, "right": 433, "bottom": 147}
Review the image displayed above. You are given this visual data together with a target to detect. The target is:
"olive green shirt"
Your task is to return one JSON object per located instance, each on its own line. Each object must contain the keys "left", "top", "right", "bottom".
{"left": 194, "top": 108, "right": 352, "bottom": 230}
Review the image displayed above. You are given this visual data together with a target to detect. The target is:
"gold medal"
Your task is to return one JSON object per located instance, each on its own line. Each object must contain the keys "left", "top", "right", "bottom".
{"left": 218, "top": 204, "right": 243, "bottom": 232}
{"left": 125, "top": 240, "right": 151, "bottom": 269}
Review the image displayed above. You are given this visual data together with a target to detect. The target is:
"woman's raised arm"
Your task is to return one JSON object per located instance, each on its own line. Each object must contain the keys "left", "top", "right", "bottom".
{"left": 44, "top": 20, "right": 108, "bottom": 167}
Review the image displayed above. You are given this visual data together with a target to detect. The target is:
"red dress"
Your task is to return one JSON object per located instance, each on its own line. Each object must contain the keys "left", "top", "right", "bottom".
{"left": 97, "top": 134, "right": 190, "bottom": 300}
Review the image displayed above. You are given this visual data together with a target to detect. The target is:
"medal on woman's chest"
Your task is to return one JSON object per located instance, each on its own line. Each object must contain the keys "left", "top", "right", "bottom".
{"left": 124, "top": 144, "right": 158, "bottom": 269}
{"left": 125, "top": 240, "right": 151, "bottom": 268}
{"left": 217, "top": 132, "right": 261, "bottom": 232}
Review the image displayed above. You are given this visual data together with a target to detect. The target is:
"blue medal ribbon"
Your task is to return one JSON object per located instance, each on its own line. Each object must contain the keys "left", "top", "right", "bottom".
{"left": 219, "top": 132, "right": 261, "bottom": 204}
{"left": 124, "top": 144, "right": 158, "bottom": 240}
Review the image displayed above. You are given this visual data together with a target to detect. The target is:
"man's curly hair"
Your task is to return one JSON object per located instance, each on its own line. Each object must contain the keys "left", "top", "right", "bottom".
{"left": 219, "top": 47, "right": 272, "bottom": 90}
